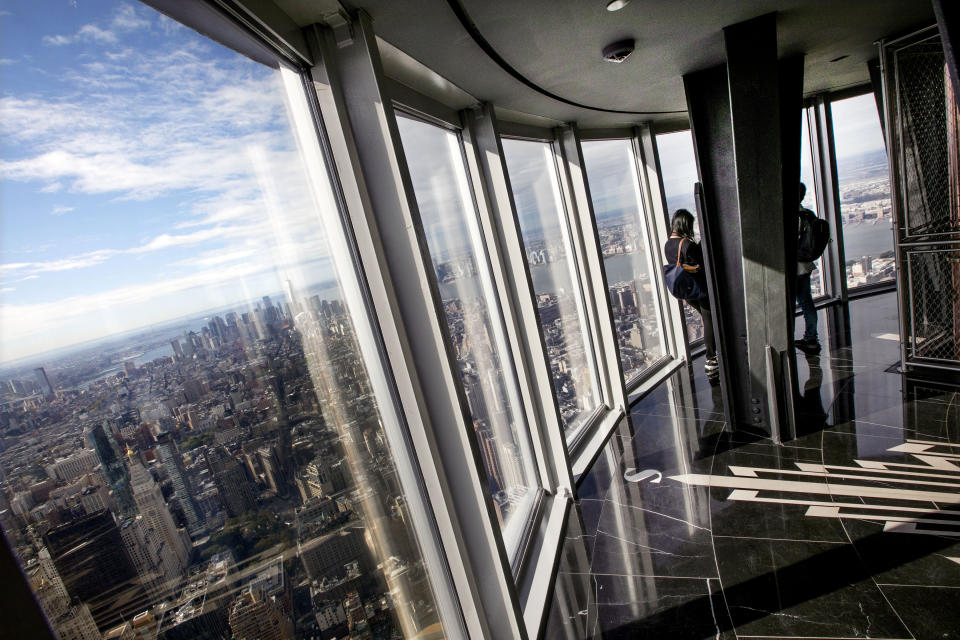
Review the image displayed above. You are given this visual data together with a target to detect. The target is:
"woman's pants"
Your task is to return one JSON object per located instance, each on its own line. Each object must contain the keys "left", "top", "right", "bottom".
{"left": 687, "top": 298, "right": 716, "bottom": 360}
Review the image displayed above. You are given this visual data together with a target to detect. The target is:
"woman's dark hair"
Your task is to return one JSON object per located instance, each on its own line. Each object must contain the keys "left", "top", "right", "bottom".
{"left": 670, "top": 209, "right": 695, "bottom": 239}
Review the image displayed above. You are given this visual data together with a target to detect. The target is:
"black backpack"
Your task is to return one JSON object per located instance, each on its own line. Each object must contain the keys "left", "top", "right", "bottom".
{"left": 797, "top": 210, "right": 830, "bottom": 262}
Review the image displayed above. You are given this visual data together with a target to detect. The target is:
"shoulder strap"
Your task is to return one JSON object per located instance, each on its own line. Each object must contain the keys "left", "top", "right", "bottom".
{"left": 676, "top": 239, "right": 684, "bottom": 266}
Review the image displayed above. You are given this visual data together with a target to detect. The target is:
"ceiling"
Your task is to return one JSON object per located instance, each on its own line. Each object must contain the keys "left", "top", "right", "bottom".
{"left": 276, "top": 0, "right": 935, "bottom": 128}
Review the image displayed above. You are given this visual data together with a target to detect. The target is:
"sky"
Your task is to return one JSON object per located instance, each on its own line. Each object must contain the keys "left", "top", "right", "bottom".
{"left": 0, "top": 1, "right": 339, "bottom": 364}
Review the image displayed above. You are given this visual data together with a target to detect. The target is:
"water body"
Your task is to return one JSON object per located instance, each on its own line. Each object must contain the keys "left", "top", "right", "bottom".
{"left": 842, "top": 221, "right": 895, "bottom": 261}
{"left": 135, "top": 343, "right": 175, "bottom": 365}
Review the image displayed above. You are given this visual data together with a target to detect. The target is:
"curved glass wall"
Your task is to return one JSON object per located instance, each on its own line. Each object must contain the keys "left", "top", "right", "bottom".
{"left": 395, "top": 115, "right": 538, "bottom": 543}
{"left": 501, "top": 138, "right": 602, "bottom": 434}
{"left": 0, "top": 3, "right": 450, "bottom": 638}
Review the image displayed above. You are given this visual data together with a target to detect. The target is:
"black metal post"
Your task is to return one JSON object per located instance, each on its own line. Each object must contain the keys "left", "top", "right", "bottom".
{"left": 683, "top": 13, "right": 802, "bottom": 440}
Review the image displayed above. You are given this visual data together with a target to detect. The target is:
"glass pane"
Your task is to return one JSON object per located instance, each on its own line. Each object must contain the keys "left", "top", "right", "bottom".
{"left": 0, "top": 4, "right": 448, "bottom": 639}
{"left": 580, "top": 139, "right": 666, "bottom": 382}
{"left": 395, "top": 115, "right": 538, "bottom": 542}
{"left": 501, "top": 138, "right": 602, "bottom": 434}
{"left": 832, "top": 93, "right": 895, "bottom": 288}
{"left": 800, "top": 112, "right": 826, "bottom": 297}
{"left": 655, "top": 131, "right": 706, "bottom": 346}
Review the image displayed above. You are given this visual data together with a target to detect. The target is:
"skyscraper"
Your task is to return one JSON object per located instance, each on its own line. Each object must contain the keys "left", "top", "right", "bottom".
{"left": 43, "top": 510, "right": 141, "bottom": 630}
{"left": 128, "top": 460, "right": 190, "bottom": 574}
{"left": 204, "top": 447, "right": 257, "bottom": 518}
{"left": 85, "top": 424, "right": 136, "bottom": 517}
{"left": 34, "top": 367, "right": 54, "bottom": 398}
{"left": 30, "top": 548, "right": 102, "bottom": 640}
{"left": 228, "top": 585, "right": 294, "bottom": 640}
{"left": 154, "top": 432, "right": 204, "bottom": 537}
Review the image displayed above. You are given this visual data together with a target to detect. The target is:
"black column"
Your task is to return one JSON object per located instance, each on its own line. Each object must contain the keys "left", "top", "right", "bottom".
{"left": 683, "top": 13, "right": 803, "bottom": 439}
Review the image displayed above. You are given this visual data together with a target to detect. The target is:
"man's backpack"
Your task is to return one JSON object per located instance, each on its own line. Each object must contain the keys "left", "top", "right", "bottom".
{"left": 797, "top": 210, "right": 830, "bottom": 262}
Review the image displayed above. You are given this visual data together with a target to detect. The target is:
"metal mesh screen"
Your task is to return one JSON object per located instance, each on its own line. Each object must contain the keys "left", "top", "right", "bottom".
{"left": 906, "top": 249, "right": 960, "bottom": 362}
{"left": 895, "top": 36, "right": 958, "bottom": 238}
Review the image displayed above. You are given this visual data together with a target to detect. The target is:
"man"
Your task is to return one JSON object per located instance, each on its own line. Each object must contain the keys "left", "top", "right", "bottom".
{"left": 796, "top": 183, "right": 820, "bottom": 355}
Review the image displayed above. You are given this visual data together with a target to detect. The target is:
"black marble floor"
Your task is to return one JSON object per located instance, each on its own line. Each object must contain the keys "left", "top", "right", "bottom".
{"left": 545, "top": 292, "right": 960, "bottom": 640}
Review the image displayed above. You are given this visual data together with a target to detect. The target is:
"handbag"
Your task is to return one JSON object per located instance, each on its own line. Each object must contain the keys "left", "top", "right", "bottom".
{"left": 663, "top": 238, "right": 707, "bottom": 301}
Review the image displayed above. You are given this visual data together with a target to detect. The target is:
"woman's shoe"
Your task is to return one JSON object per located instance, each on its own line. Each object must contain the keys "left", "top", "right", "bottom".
{"left": 796, "top": 338, "right": 821, "bottom": 355}
{"left": 704, "top": 356, "right": 719, "bottom": 377}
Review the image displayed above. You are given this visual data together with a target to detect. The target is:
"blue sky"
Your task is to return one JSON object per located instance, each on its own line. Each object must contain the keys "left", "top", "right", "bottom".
{"left": 1, "top": 1, "right": 338, "bottom": 364}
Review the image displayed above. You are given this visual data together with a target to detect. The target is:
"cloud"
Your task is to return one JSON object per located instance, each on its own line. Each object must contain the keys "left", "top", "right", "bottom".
{"left": 0, "top": 58, "right": 15, "bottom": 66}
{"left": 129, "top": 226, "right": 248, "bottom": 253}
{"left": 50, "top": 205, "right": 74, "bottom": 216}
{"left": 111, "top": 5, "right": 151, "bottom": 31}
{"left": 42, "top": 34, "right": 72, "bottom": 46}
{"left": 173, "top": 247, "right": 258, "bottom": 269}
{"left": 0, "top": 288, "right": 13, "bottom": 293}
{"left": 1, "top": 250, "right": 116, "bottom": 277}
{"left": 43, "top": 24, "right": 117, "bottom": 46}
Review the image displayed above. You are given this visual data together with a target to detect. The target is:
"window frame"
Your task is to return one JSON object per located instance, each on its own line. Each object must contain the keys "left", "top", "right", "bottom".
{"left": 579, "top": 132, "right": 681, "bottom": 387}
{"left": 391, "top": 106, "right": 547, "bottom": 566}
{"left": 305, "top": 17, "right": 528, "bottom": 638}
{"left": 498, "top": 133, "right": 608, "bottom": 447}
{"left": 822, "top": 85, "right": 898, "bottom": 296}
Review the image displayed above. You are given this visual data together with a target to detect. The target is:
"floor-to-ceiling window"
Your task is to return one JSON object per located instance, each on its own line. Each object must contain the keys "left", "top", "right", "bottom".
{"left": 831, "top": 93, "right": 895, "bottom": 289}
{"left": 500, "top": 138, "right": 602, "bottom": 437}
{"left": 0, "top": 3, "right": 453, "bottom": 638}
{"left": 396, "top": 116, "right": 540, "bottom": 547}
{"left": 581, "top": 139, "right": 667, "bottom": 382}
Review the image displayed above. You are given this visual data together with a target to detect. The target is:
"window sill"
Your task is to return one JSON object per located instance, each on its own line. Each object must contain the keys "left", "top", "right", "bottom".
{"left": 518, "top": 491, "right": 571, "bottom": 640}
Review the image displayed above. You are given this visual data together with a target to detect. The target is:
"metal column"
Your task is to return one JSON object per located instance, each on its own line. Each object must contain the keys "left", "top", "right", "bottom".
{"left": 683, "top": 13, "right": 802, "bottom": 439}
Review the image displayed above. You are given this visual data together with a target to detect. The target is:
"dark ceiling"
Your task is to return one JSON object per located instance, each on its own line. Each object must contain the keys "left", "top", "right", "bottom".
{"left": 278, "top": 0, "right": 935, "bottom": 128}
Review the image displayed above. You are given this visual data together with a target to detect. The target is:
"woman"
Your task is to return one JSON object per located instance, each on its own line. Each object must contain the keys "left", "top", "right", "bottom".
{"left": 663, "top": 209, "right": 718, "bottom": 380}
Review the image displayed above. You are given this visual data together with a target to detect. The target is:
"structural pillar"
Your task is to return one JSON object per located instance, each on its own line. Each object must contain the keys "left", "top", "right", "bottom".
{"left": 683, "top": 13, "right": 803, "bottom": 439}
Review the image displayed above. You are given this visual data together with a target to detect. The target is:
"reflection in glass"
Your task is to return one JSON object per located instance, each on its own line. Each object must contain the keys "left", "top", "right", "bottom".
{"left": 580, "top": 139, "right": 666, "bottom": 382}
{"left": 395, "top": 115, "right": 537, "bottom": 540}
{"left": 832, "top": 93, "right": 895, "bottom": 288}
{"left": 654, "top": 131, "right": 706, "bottom": 346}
{"left": 800, "top": 112, "right": 826, "bottom": 297}
{"left": 0, "top": 4, "right": 446, "bottom": 639}
{"left": 501, "top": 138, "right": 602, "bottom": 433}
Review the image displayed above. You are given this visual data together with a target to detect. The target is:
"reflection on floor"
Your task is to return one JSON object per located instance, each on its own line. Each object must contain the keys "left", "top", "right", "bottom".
{"left": 545, "top": 292, "right": 960, "bottom": 639}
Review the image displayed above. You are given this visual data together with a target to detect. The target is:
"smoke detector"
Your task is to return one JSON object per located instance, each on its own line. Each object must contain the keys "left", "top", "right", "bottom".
{"left": 602, "top": 38, "right": 635, "bottom": 63}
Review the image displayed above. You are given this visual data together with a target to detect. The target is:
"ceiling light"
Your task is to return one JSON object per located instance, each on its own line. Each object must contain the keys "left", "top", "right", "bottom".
{"left": 606, "top": 0, "right": 630, "bottom": 11}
